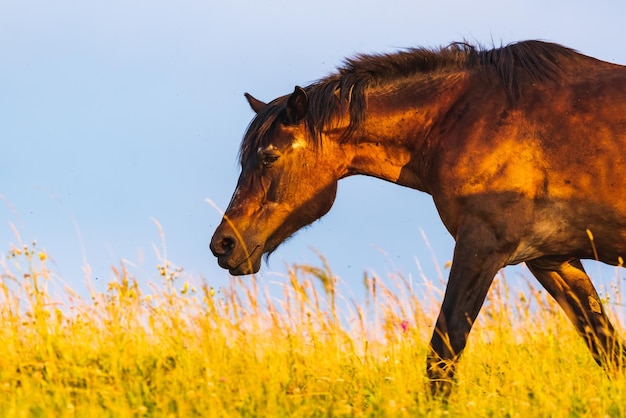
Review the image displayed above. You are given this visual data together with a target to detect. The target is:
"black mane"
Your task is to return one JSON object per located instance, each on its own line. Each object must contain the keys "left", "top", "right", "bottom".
{"left": 241, "top": 40, "right": 578, "bottom": 164}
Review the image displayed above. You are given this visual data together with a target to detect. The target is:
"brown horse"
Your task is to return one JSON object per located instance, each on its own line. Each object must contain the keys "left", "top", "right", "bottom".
{"left": 210, "top": 40, "right": 626, "bottom": 395}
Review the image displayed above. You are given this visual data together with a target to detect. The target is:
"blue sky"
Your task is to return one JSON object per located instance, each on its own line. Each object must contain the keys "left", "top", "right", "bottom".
{"left": 2, "top": 1, "right": 626, "bottom": 302}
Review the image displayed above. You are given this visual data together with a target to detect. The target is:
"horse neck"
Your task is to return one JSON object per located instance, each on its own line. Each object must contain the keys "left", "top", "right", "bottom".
{"left": 344, "top": 72, "right": 471, "bottom": 192}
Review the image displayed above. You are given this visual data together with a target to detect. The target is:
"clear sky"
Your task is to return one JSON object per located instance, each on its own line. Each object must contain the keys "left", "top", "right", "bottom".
{"left": 2, "top": 1, "right": 626, "bottom": 302}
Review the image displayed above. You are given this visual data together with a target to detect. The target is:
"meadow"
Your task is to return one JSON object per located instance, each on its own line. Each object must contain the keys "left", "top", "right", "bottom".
{"left": 1, "top": 238, "right": 626, "bottom": 417}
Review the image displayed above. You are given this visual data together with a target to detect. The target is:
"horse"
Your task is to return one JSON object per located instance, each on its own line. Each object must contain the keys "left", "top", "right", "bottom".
{"left": 210, "top": 40, "right": 626, "bottom": 395}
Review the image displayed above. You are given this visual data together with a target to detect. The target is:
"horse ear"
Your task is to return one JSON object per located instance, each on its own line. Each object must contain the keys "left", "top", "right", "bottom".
{"left": 285, "top": 86, "right": 308, "bottom": 124}
{"left": 244, "top": 93, "right": 267, "bottom": 114}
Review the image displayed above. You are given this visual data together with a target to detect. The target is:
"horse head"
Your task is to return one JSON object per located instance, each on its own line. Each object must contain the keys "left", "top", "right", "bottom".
{"left": 210, "top": 87, "right": 343, "bottom": 275}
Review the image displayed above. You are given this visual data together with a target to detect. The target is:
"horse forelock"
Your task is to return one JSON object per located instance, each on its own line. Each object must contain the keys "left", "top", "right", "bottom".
{"left": 238, "top": 89, "right": 336, "bottom": 167}
{"left": 239, "top": 97, "right": 287, "bottom": 167}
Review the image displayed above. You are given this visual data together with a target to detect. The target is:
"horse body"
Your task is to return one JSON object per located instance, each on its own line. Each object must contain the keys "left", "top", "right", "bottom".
{"left": 211, "top": 41, "right": 626, "bottom": 394}
{"left": 424, "top": 55, "right": 626, "bottom": 264}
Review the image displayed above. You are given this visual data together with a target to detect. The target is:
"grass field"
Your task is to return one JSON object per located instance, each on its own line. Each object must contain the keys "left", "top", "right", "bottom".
{"left": 2, "top": 240, "right": 626, "bottom": 417}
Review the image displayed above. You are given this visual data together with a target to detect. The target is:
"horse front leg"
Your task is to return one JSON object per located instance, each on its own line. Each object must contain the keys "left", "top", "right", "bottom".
{"left": 427, "top": 229, "right": 509, "bottom": 397}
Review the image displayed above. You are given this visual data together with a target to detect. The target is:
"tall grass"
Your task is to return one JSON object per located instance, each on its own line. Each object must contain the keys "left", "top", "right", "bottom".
{"left": 1, "top": 240, "right": 626, "bottom": 417}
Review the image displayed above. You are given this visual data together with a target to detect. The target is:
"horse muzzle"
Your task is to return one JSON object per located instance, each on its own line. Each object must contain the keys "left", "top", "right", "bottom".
{"left": 210, "top": 229, "right": 262, "bottom": 275}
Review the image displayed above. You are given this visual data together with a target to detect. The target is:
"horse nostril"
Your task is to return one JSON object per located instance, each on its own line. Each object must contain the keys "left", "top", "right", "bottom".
{"left": 214, "top": 235, "right": 235, "bottom": 256}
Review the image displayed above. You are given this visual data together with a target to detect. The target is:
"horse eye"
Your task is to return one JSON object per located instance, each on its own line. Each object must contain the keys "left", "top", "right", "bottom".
{"left": 261, "top": 153, "right": 280, "bottom": 166}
